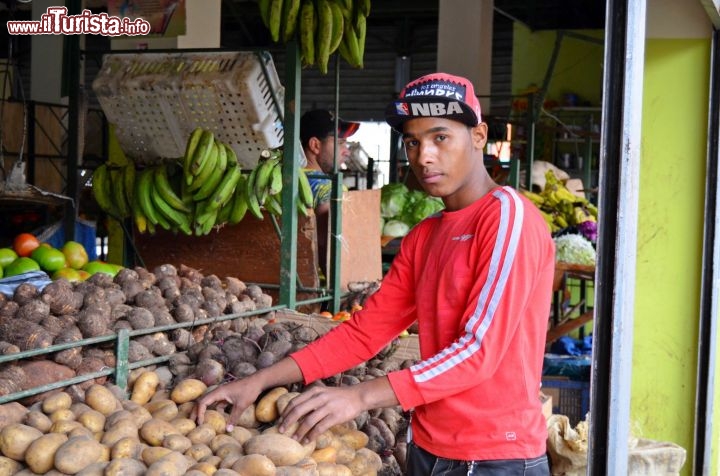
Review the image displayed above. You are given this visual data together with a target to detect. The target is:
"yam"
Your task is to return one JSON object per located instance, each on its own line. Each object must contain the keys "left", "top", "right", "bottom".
{"left": 53, "top": 435, "right": 105, "bottom": 474}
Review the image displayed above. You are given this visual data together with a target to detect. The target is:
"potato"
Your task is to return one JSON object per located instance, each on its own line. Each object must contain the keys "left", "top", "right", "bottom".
{"left": 254, "top": 387, "right": 288, "bottom": 423}
{"left": 215, "top": 443, "right": 243, "bottom": 460}
{"left": 216, "top": 470, "right": 243, "bottom": 476}
{"left": 85, "top": 384, "right": 120, "bottom": 415}
{"left": 332, "top": 442, "right": 357, "bottom": 465}
{"left": 228, "top": 425, "right": 254, "bottom": 445}
{"left": 346, "top": 447, "right": 382, "bottom": 475}
{"left": 49, "top": 419, "right": 84, "bottom": 434}
{"left": 314, "top": 430, "right": 335, "bottom": 450}
{"left": 104, "top": 457, "right": 147, "bottom": 476}
{"left": 142, "top": 446, "right": 173, "bottom": 466}
{"left": 203, "top": 409, "right": 228, "bottom": 434}
{"left": 49, "top": 408, "right": 76, "bottom": 423}
{"left": 141, "top": 418, "right": 181, "bottom": 446}
{"left": 235, "top": 403, "right": 260, "bottom": 429}
{"left": 186, "top": 471, "right": 210, "bottom": 476}
{"left": 170, "top": 378, "right": 208, "bottom": 404}
{"left": 42, "top": 392, "right": 73, "bottom": 414}
{"left": 177, "top": 401, "right": 196, "bottom": 419}
{"left": 0, "top": 456, "right": 21, "bottom": 474}
{"left": 171, "top": 417, "right": 197, "bottom": 435}
{"left": 54, "top": 435, "right": 105, "bottom": 474}
{"left": 101, "top": 418, "right": 139, "bottom": 446}
{"left": 219, "top": 452, "right": 243, "bottom": 469}
{"left": 0, "top": 423, "right": 43, "bottom": 460}
{"left": 68, "top": 425, "right": 96, "bottom": 440}
{"left": 275, "top": 391, "right": 300, "bottom": 414}
{"left": 339, "top": 429, "right": 370, "bottom": 450}
{"left": 146, "top": 451, "right": 192, "bottom": 476}
{"left": 77, "top": 409, "right": 106, "bottom": 433}
{"left": 24, "top": 410, "right": 53, "bottom": 433}
{"left": 312, "top": 446, "right": 338, "bottom": 464}
{"left": 189, "top": 461, "right": 219, "bottom": 475}
{"left": 275, "top": 466, "right": 316, "bottom": 476}
{"left": 111, "top": 436, "right": 145, "bottom": 460}
{"left": 75, "top": 461, "right": 109, "bottom": 476}
{"left": 210, "top": 434, "right": 241, "bottom": 453}
{"left": 187, "top": 423, "right": 217, "bottom": 446}
{"left": 317, "top": 462, "right": 353, "bottom": 476}
{"left": 24, "top": 432, "right": 68, "bottom": 473}
{"left": 145, "top": 399, "right": 179, "bottom": 421}
{"left": 232, "top": 454, "right": 276, "bottom": 476}
{"left": 131, "top": 370, "right": 160, "bottom": 404}
{"left": 126, "top": 402, "right": 153, "bottom": 427}
{"left": 70, "top": 402, "right": 94, "bottom": 417}
{"left": 243, "top": 433, "right": 307, "bottom": 466}
{"left": 185, "top": 443, "right": 213, "bottom": 461}
{"left": 163, "top": 433, "right": 193, "bottom": 453}
{"left": 200, "top": 454, "right": 222, "bottom": 467}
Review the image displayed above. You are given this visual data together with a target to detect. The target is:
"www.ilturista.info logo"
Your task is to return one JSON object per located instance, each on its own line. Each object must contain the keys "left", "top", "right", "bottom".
{"left": 7, "top": 7, "right": 151, "bottom": 36}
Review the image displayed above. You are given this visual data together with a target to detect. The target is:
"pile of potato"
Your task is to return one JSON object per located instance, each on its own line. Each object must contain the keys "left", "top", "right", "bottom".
{"left": 0, "top": 371, "right": 385, "bottom": 475}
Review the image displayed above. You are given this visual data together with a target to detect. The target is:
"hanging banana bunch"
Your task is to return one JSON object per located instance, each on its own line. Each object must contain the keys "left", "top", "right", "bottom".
{"left": 257, "top": 0, "right": 370, "bottom": 73}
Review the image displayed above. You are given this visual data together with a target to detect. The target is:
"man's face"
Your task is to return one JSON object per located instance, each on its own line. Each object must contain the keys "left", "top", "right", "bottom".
{"left": 316, "top": 135, "right": 351, "bottom": 174}
{"left": 401, "top": 117, "right": 487, "bottom": 202}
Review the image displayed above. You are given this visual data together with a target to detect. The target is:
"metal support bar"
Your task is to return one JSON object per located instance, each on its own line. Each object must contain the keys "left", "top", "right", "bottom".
{"left": 524, "top": 93, "right": 536, "bottom": 190}
{"left": 588, "top": 0, "right": 646, "bottom": 474}
{"left": 63, "top": 0, "right": 82, "bottom": 242}
{"left": 693, "top": 27, "right": 720, "bottom": 476}
{"left": 115, "top": 328, "right": 130, "bottom": 393}
{"left": 27, "top": 102, "right": 35, "bottom": 185}
{"left": 279, "top": 41, "right": 301, "bottom": 309}
{"left": 329, "top": 171, "right": 344, "bottom": 313}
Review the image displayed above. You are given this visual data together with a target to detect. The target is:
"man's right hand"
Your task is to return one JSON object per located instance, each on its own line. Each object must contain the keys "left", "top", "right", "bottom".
{"left": 191, "top": 377, "right": 263, "bottom": 429}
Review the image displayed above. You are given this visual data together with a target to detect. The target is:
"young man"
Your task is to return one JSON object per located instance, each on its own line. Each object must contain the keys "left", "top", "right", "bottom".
{"left": 194, "top": 73, "right": 555, "bottom": 475}
{"left": 299, "top": 109, "right": 360, "bottom": 280}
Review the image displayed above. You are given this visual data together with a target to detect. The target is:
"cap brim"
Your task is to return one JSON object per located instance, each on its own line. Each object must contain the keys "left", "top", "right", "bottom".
{"left": 385, "top": 96, "right": 478, "bottom": 130}
{"left": 338, "top": 120, "right": 360, "bottom": 139}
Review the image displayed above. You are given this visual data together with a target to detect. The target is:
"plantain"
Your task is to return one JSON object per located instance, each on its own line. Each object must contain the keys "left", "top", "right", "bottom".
{"left": 136, "top": 168, "right": 162, "bottom": 226}
{"left": 268, "top": 0, "right": 284, "bottom": 42}
{"left": 342, "top": 19, "right": 362, "bottom": 68}
{"left": 91, "top": 164, "right": 115, "bottom": 216}
{"left": 189, "top": 129, "right": 215, "bottom": 178}
{"left": 296, "top": 195, "right": 310, "bottom": 217}
{"left": 123, "top": 162, "right": 136, "bottom": 210}
{"left": 228, "top": 175, "right": 249, "bottom": 224}
{"left": 216, "top": 197, "right": 234, "bottom": 226}
{"left": 188, "top": 142, "right": 220, "bottom": 192}
{"left": 281, "top": 0, "right": 302, "bottom": 42}
{"left": 154, "top": 164, "right": 191, "bottom": 212}
{"left": 315, "top": 0, "right": 333, "bottom": 74}
{"left": 297, "top": 169, "right": 315, "bottom": 209}
{"left": 109, "top": 166, "right": 130, "bottom": 218}
{"left": 254, "top": 157, "right": 280, "bottom": 199}
{"left": 132, "top": 191, "right": 149, "bottom": 234}
{"left": 267, "top": 159, "right": 283, "bottom": 196}
{"left": 151, "top": 186, "right": 192, "bottom": 235}
{"left": 193, "top": 142, "right": 228, "bottom": 201}
{"left": 358, "top": 0, "right": 370, "bottom": 17}
{"left": 264, "top": 193, "right": 283, "bottom": 217}
{"left": 327, "top": 0, "right": 345, "bottom": 55}
{"left": 246, "top": 167, "right": 264, "bottom": 220}
{"left": 183, "top": 127, "right": 204, "bottom": 178}
{"left": 258, "top": 0, "right": 272, "bottom": 27}
{"left": 209, "top": 164, "right": 243, "bottom": 211}
{"left": 354, "top": 11, "right": 366, "bottom": 67}
{"left": 299, "top": 0, "right": 316, "bottom": 66}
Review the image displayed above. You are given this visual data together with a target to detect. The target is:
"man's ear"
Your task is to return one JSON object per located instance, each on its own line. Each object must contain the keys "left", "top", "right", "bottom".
{"left": 471, "top": 123, "right": 488, "bottom": 150}
{"left": 307, "top": 136, "right": 323, "bottom": 155}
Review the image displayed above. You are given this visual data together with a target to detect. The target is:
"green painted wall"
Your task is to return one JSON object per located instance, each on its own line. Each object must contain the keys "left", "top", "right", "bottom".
{"left": 512, "top": 24, "right": 604, "bottom": 106}
{"left": 636, "top": 38, "right": 710, "bottom": 474}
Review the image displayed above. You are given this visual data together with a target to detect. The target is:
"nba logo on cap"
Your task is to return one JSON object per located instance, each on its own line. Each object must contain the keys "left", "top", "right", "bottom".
{"left": 395, "top": 103, "right": 409, "bottom": 116}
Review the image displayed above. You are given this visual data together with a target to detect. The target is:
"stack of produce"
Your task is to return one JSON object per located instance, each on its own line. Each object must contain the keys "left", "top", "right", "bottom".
{"left": 0, "top": 233, "right": 113, "bottom": 282}
{"left": 380, "top": 183, "right": 445, "bottom": 238}
{"left": 92, "top": 128, "right": 315, "bottom": 236}
{"left": 258, "top": 0, "right": 371, "bottom": 73}
{"left": 0, "top": 373, "right": 389, "bottom": 475}
{"left": 520, "top": 170, "right": 598, "bottom": 237}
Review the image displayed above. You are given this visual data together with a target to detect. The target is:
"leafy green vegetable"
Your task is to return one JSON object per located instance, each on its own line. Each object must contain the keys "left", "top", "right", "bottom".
{"left": 380, "top": 183, "right": 446, "bottom": 236}
{"left": 554, "top": 233, "right": 596, "bottom": 266}
{"left": 381, "top": 183, "right": 409, "bottom": 218}
{"left": 383, "top": 219, "right": 411, "bottom": 237}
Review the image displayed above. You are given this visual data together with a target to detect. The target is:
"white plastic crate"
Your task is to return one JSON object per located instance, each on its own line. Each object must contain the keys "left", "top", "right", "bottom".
{"left": 91, "top": 51, "right": 285, "bottom": 168}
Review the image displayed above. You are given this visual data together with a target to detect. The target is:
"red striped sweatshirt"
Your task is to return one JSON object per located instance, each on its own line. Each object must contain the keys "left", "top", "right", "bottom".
{"left": 291, "top": 186, "right": 556, "bottom": 461}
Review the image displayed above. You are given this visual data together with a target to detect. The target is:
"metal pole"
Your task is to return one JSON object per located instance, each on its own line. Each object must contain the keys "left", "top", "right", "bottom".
{"left": 63, "top": 0, "right": 82, "bottom": 241}
{"left": 693, "top": 27, "right": 720, "bottom": 476}
{"left": 330, "top": 54, "right": 343, "bottom": 313}
{"left": 588, "top": 0, "right": 646, "bottom": 474}
{"left": 279, "top": 41, "right": 301, "bottom": 309}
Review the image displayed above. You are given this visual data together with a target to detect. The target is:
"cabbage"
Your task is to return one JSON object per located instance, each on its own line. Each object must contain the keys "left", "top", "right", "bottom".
{"left": 383, "top": 219, "right": 411, "bottom": 238}
{"left": 554, "top": 233, "right": 596, "bottom": 266}
{"left": 381, "top": 183, "right": 409, "bottom": 218}
{"left": 406, "top": 196, "right": 444, "bottom": 225}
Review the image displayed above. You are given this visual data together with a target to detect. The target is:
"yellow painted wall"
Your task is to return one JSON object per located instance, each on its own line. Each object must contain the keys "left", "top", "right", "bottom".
{"left": 635, "top": 38, "right": 710, "bottom": 474}
{"left": 511, "top": 25, "right": 604, "bottom": 106}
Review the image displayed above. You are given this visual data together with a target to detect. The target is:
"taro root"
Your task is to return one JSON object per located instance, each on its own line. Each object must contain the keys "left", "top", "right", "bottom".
{"left": 200, "top": 274, "right": 223, "bottom": 291}
{"left": 173, "top": 303, "right": 195, "bottom": 323}
{"left": 253, "top": 293, "right": 274, "bottom": 310}
{"left": 75, "top": 357, "right": 108, "bottom": 388}
{"left": 229, "top": 361, "right": 257, "bottom": 379}
{"left": 179, "top": 264, "right": 203, "bottom": 283}
{"left": 150, "top": 307, "right": 175, "bottom": 327}
{"left": 197, "top": 343, "right": 224, "bottom": 363}
{"left": 80, "top": 286, "right": 106, "bottom": 309}
{"left": 0, "top": 320, "right": 53, "bottom": 351}
{"left": 153, "top": 263, "right": 178, "bottom": 280}
{"left": 229, "top": 316, "right": 249, "bottom": 334}
{"left": 54, "top": 347, "right": 83, "bottom": 370}
{"left": 121, "top": 280, "right": 145, "bottom": 302}
{"left": 113, "top": 267, "right": 139, "bottom": 286}
{"left": 103, "top": 287, "right": 127, "bottom": 307}
{"left": 170, "top": 328, "right": 194, "bottom": 351}
{"left": 173, "top": 294, "right": 202, "bottom": 314}
{"left": 113, "top": 320, "right": 133, "bottom": 332}
{"left": 110, "top": 303, "right": 133, "bottom": 323}
{"left": 128, "top": 341, "right": 152, "bottom": 363}
{"left": 0, "top": 301, "right": 20, "bottom": 320}
{"left": 244, "top": 284, "right": 263, "bottom": 301}
{"left": 134, "top": 266, "right": 156, "bottom": 288}
{"left": 134, "top": 289, "right": 165, "bottom": 310}
{"left": 0, "top": 366, "right": 26, "bottom": 388}
{"left": 127, "top": 307, "right": 154, "bottom": 329}
{"left": 136, "top": 335, "right": 157, "bottom": 351}
{"left": 157, "top": 276, "right": 180, "bottom": 293}
{"left": 87, "top": 271, "right": 115, "bottom": 288}
{"left": 13, "top": 282, "right": 39, "bottom": 306}
{"left": 149, "top": 333, "right": 175, "bottom": 356}
{"left": 162, "top": 286, "right": 181, "bottom": 302}
{"left": 77, "top": 307, "right": 111, "bottom": 338}
{"left": 16, "top": 300, "right": 50, "bottom": 324}
{"left": 41, "top": 314, "right": 73, "bottom": 337}
{"left": 222, "top": 277, "right": 246, "bottom": 298}
{"left": 179, "top": 277, "right": 202, "bottom": 293}
{"left": 0, "top": 341, "right": 20, "bottom": 355}
{"left": 54, "top": 326, "right": 83, "bottom": 344}
{"left": 0, "top": 378, "right": 21, "bottom": 396}
{"left": 201, "top": 300, "right": 223, "bottom": 318}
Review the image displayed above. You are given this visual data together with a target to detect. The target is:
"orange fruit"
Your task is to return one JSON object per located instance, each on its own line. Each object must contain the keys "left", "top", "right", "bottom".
{"left": 13, "top": 233, "right": 40, "bottom": 257}
{"left": 332, "top": 311, "right": 352, "bottom": 322}
{"left": 318, "top": 311, "right": 333, "bottom": 319}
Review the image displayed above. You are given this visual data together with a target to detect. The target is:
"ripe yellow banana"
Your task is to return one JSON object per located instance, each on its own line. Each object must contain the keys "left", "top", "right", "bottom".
{"left": 299, "top": 0, "right": 316, "bottom": 66}
{"left": 315, "top": 0, "right": 333, "bottom": 74}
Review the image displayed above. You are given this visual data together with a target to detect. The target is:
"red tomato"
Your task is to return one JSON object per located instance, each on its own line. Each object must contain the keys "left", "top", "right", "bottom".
{"left": 13, "top": 233, "right": 40, "bottom": 257}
